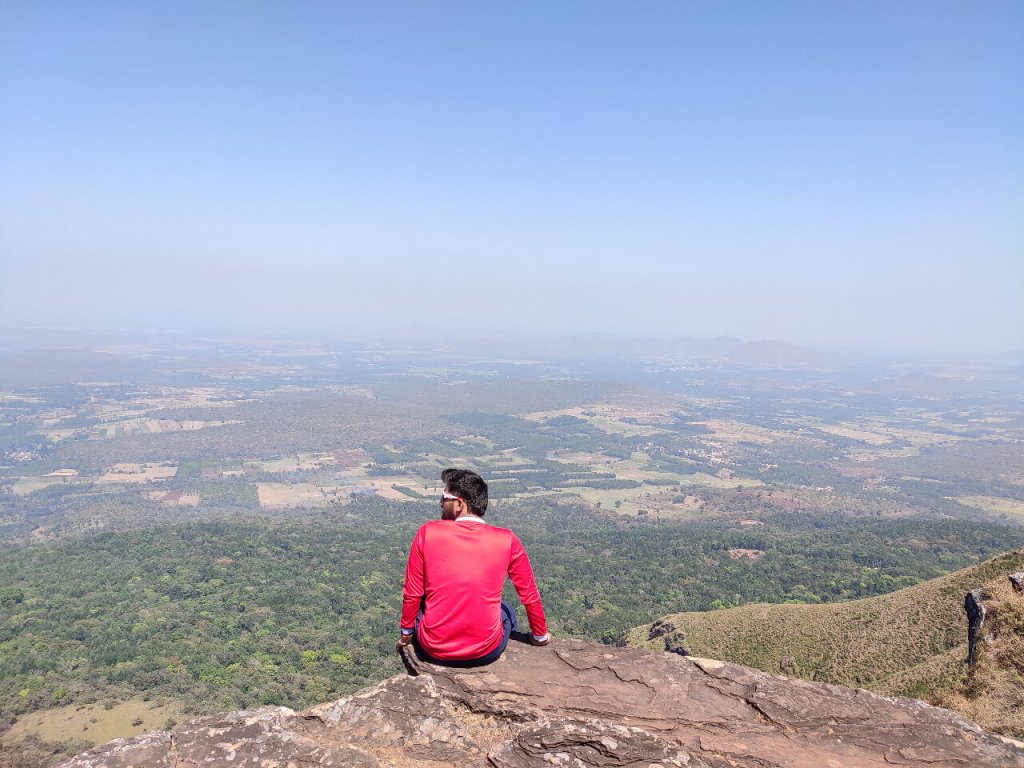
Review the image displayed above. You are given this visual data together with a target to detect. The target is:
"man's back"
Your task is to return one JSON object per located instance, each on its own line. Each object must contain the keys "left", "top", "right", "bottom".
{"left": 401, "top": 518, "right": 546, "bottom": 660}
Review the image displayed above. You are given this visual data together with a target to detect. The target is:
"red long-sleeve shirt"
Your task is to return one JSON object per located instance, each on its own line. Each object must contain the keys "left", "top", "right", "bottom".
{"left": 401, "top": 517, "right": 548, "bottom": 660}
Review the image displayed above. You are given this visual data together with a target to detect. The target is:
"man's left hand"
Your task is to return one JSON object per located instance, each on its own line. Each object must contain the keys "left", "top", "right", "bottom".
{"left": 396, "top": 634, "right": 414, "bottom": 656}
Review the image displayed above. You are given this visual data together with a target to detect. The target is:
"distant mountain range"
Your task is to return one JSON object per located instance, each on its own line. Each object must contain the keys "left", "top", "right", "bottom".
{"left": 446, "top": 332, "right": 832, "bottom": 367}
{"left": 1, "top": 327, "right": 1020, "bottom": 388}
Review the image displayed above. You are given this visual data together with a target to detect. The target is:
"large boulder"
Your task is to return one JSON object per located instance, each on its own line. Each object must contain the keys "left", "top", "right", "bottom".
{"left": 59, "top": 637, "right": 1024, "bottom": 768}
{"left": 965, "top": 588, "right": 987, "bottom": 666}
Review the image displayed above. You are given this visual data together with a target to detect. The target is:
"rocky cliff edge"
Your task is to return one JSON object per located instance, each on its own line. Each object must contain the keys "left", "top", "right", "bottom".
{"left": 59, "top": 637, "right": 1024, "bottom": 768}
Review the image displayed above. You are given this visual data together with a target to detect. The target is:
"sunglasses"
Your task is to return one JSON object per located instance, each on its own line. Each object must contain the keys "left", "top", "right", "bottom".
{"left": 440, "top": 491, "right": 464, "bottom": 505}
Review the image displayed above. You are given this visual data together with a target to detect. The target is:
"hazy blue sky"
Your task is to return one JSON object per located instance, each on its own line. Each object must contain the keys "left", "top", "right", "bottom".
{"left": 1, "top": 2, "right": 1021, "bottom": 353}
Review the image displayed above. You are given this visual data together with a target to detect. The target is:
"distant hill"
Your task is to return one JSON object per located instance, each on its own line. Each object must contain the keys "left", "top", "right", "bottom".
{"left": 0, "top": 348, "right": 161, "bottom": 387}
{"left": 624, "top": 548, "right": 1024, "bottom": 738}
{"left": 449, "top": 332, "right": 832, "bottom": 367}
{"left": 863, "top": 371, "right": 1005, "bottom": 398}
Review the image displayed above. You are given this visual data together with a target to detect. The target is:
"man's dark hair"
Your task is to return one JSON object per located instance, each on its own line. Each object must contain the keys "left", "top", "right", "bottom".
{"left": 441, "top": 468, "right": 488, "bottom": 517}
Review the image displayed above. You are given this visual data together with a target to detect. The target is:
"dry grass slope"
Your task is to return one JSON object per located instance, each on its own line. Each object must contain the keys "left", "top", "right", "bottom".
{"left": 625, "top": 548, "right": 1024, "bottom": 737}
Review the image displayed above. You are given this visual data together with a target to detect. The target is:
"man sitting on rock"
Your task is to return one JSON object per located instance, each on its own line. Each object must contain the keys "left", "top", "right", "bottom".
{"left": 398, "top": 468, "right": 549, "bottom": 665}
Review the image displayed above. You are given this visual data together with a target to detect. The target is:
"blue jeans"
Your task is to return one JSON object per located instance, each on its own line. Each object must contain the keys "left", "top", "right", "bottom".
{"left": 413, "top": 600, "right": 518, "bottom": 667}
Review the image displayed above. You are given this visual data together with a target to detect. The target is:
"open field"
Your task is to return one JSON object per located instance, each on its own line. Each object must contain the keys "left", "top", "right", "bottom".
{"left": 697, "top": 419, "right": 776, "bottom": 445}
{"left": 42, "top": 429, "right": 82, "bottom": 442}
{"left": 675, "top": 471, "right": 762, "bottom": 489}
{"left": 97, "top": 463, "right": 177, "bottom": 484}
{"left": 479, "top": 450, "right": 536, "bottom": 468}
{"left": 520, "top": 405, "right": 672, "bottom": 436}
{"left": 884, "top": 427, "right": 965, "bottom": 448}
{"left": 548, "top": 450, "right": 620, "bottom": 467}
{"left": 11, "top": 463, "right": 178, "bottom": 497}
{"left": 257, "top": 482, "right": 335, "bottom": 507}
{"left": 11, "top": 477, "right": 66, "bottom": 496}
{"left": 957, "top": 495, "right": 1024, "bottom": 519}
{"left": 535, "top": 477, "right": 751, "bottom": 519}
{"left": 560, "top": 487, "right": 658, "bottom": 516}
{"left": 846, "top": 445, "right": 921, "bottom": 462}
{"left": 804, "top": 420, "right": 893, "bottom": 445}
{"left": 3, "top": 699, "right": 183, "bottom": 750}
{"left": 99, "top": 418, "right": 242, "bottom": 438}
{"left": 368, "top": 480, "right": 435, "bottom": 501}
{"left": 147, "top": 490, "right": 200, "bottom": 506}
{"left": 261, "top": 452, "right": 338, "bottom": 473}
{"left": 255, "top": 478, "right": 438, "bottom": 508}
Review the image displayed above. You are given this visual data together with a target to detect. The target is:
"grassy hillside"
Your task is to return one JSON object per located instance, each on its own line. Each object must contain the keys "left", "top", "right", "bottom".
{"left": 625, "top": 548, "right": 1024, "bottom": 737}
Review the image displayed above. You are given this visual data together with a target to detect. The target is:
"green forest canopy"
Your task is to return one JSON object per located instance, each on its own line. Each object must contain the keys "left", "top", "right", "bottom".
{"left": 2, "top": 497, "right": 1022, "bottom": 726}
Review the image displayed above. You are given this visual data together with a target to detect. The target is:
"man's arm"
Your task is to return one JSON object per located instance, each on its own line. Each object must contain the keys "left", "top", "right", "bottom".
{"left": 399, "top": 526, "right": 426, "bottom": 643}
{"left": 508, "top": 533, "right": 549, "bottom": 644}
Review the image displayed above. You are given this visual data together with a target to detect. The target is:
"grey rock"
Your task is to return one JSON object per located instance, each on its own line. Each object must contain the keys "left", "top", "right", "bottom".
{"left": 300, "top": 674, "right": 484, "bottom": 762}
{"left": 56, "top": 731, "right": 174, "bottom": 768}
{"left": 58, "top": 638, "right": 1024, "bottom": 768}
{"left": 172, "top": 707, "right": 380, "bottom": 767}
{"left": 60, "top": 708, "right": 382, "bottom": 768}
{"left": 489, "top": 719, "right": 717, "bottom": 768}
{"left": 1010, "top": 571, "right": 1024, "bottom": 593}
{"left": 647, "top": 618, "right": 690, "bottom": 656}
{"left": 965, "top": 588, "right": 987, "bottom": 666}
{"left": 647, "top": 618, "right": 677, "bottom": 641}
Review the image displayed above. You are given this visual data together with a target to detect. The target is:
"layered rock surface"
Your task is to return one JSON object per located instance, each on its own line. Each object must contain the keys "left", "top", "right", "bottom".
{"left": 60, "top": 637, "right": 1024, "bottom": 768}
